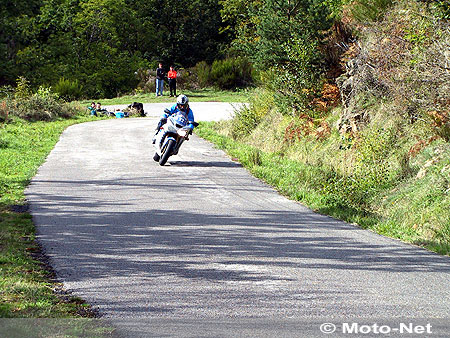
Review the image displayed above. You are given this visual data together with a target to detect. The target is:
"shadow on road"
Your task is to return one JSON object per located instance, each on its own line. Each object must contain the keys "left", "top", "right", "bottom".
{"left": 28, "top": 177, "right": 450, "bottom": 287}
{"left": 169, "top": 161, "right": 242, "bottom": 168}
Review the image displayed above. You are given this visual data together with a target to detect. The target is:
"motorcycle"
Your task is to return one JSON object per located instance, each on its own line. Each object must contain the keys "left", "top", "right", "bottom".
{"left": 153, "top": 110, "right": 199, "bottom": 166}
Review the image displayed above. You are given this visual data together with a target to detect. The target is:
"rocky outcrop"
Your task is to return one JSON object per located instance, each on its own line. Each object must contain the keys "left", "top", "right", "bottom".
{"left": 335, "top": 49, "right": 374, "bottom": 134}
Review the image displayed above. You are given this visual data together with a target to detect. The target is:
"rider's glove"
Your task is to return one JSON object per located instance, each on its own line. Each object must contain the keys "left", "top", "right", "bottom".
{"left": 187, "top": 123, "right": 195, "bottom": 134}
{"left": 156, "top": 117, "right": 167, "bottom": 130}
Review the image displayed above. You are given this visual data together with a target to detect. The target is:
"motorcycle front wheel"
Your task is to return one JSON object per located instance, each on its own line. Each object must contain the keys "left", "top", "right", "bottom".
{"left": 159, "top": 139, "right": 175, "bottom": 166}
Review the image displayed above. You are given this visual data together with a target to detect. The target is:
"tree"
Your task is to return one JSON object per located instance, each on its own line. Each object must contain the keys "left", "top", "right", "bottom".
{"left": 221, "top": 0, "right": 336, "bottom": 114}
{"left": 134, "top": 0, "right": 228, "bottom": 66}
{"left": 0, "top": 0, "right": 41, "bottom": 85}
{"left": 1, "top": 0, "right": 233, "bottom": 97}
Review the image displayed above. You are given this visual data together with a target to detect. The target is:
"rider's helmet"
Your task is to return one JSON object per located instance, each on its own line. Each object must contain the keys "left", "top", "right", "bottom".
{"left": 176, "top": 94, "right": 189, "bottom": 112}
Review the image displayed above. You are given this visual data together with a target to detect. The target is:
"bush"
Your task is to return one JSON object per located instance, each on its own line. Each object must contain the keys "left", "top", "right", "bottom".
{"left": 0, "top": 86, "right": 14, "bottom": 100}
{"left": 53, "top": 78, "right": 84, "bottom": 101}
{"left": 340, "top": 1, "right": 450, "bottom": 142}
{"left": 321, "top": 125, "right": 398, "bottom": 210}
{"left": 176, "top": 68, "right": 199, "bottom": 91}
{"left": 14, "top": 77, "right": 32, "bottom": 100}
{"left": 0, "top": 100, "right": 10, "bottom": 123}
{"left": 193, "top": 61, "right": 211, "bottom": 88}
{"left": 4, "top": 86, "right": 78, "bottom": 122}
{"left": 231, "top": 105, "right": 262, "bottom": 140}
{"left": 230, "top": 88, "right": 274, "bottom": 140}
{"left": 15, "top": 95, "right": 76, "bottom": 121}
{"left": 350, "top": 0, "right": 394, "bottom": 23}
{"left": 263, "top": 33, "right": 325, "bottom": 117}
{"left": 432, "top": 0, "right": 450, "bottom": 19}
{"left": 209, "top": 57, "right": 253, "bottom": 90}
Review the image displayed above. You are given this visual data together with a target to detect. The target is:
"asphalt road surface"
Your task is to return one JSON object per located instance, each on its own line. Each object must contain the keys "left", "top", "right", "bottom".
{"left": 26, "top": 103, "right": 450, "bottom": 337}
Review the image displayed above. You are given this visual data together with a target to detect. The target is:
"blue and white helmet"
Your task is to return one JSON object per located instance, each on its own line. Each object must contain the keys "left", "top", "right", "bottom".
{"left": 176, "top": 94, "right": 189, "bottom": 111}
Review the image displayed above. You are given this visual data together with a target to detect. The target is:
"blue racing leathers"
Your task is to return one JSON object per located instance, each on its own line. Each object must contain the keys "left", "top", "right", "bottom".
{"left": 161, "top": 104, "right": 195, "bottom": 130}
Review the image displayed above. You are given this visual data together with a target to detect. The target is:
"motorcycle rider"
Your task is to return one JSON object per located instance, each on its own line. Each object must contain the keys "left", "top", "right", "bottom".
{"left": 152, "top": 94, "right": 195, "bottom": 144}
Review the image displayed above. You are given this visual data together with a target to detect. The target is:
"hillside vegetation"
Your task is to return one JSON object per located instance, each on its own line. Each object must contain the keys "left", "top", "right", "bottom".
{"left": 198, "top": 0, "right": 450, "bottom": 254}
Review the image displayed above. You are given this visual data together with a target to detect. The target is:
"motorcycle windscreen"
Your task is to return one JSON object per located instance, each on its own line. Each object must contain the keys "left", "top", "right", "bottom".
{"left": 171, "top": 112, "right": 188, "bottom": 127}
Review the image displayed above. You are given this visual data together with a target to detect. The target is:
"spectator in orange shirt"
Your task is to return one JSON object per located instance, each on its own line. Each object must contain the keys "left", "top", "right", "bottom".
{"left": 167, "top": 66, "right": 177, "bottom": 97}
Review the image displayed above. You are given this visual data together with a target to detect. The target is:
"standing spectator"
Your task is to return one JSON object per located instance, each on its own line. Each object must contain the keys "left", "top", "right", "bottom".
{"left": 167, "top": 66, "right": 177, "bottom": 97}
{"left": 156, "top": 63, "right": 165, "bottom": 97}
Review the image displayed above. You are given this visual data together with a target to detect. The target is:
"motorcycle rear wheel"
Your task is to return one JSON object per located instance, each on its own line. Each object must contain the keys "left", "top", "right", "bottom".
{"left": 159, "top": 139, "right": 175, "bottom": 166}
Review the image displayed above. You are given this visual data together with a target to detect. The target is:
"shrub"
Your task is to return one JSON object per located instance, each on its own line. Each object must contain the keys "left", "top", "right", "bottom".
{"left": 14, "top": 77, "right": 32, "bottom": 100}
{"left": 17, "top": 96, "right": 58, "bottom": 121}
{"left": 53, "top": 78, "right": 84, "bottom": 101}
{"left": 6, "top": 86, "right": 78, "bottom": 122}
{"left": 36, "top": 86, "right": 60, "bottom": 101}
{"left": 230, "top": 88, "right": 274, "bottom": 140}
{"left": 350, "top": 0, "right": 394, "bottom": 23}
{"left": 262, "top": 33, "right": 325, "bottom": 117}
{"left": 231, "top": 104, "right": 261, "bottom": 140}
{"left": 209, "top": 57, "right": 253, "bottom": 90}
{"left": 0, "top": 100, "right": 10, "bottom": 123}
{"left": 193, "top": 61, "right": 211, "bottom": 88}
{"left": 0, "top": 86, "right": 14, "bottom": 100}
{"left": 426, "top": 111, "right": 450, "bottom": 142}
{"left": 176, "top": 69, "right": 199, "bottom": 91}
{"left": 341, "top": 1, "right": 450, "bottom": 142}
{"left": 432, "top": 0, "right": 450, "bottom": 19}
{"left": 321, "top": 125, "right": 398, "bottom": 210}
{"left": 141, "top": 74, "right": 156, "bottom": 94}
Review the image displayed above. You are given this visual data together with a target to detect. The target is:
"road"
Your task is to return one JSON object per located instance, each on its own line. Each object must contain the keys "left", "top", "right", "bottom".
{"left": 26, "top": 103, "right": 450, "bottom": 337}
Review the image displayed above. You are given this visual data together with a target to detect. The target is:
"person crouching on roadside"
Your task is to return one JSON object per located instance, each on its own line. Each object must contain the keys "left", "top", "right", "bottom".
{"left": 88, "top": 102, "right": 97, "bottom": 116}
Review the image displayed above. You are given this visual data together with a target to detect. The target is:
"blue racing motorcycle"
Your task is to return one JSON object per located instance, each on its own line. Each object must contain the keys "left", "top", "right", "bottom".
{"left": 153, "top": 111, "right": 198, "bottom": 166}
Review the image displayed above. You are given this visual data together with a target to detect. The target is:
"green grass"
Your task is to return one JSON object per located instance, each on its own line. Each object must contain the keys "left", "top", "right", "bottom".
{"left": 76, "top": 87, "right": 252, "bottom": 106}
{"left": 0, "top": 117, "right": 95, "bottom": 208}
{"left": 195, "top": 121, "right": 450, "bottom": 256}
{"left": 0, "top": 211, "right": 87, "bottom": 317}
{"left": 0, "top": 115, "right": 114, "bottom": 322}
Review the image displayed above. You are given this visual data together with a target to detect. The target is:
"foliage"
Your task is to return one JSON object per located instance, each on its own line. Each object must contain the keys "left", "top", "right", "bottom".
{"left": 345, "top": 1, "right": 450, "bottom": 141}
{"left": 322, "top": 126, "right": 398, "bottom": 210}
{"left": 54, "top": 78, "right": 84, "bottom": 101}
{"left": 178, "top": 58, "right": 254, "bottom": 90}
{"left": 231, "top": 88, "right": 274, "bottom": 139}
{"left": 192, "top": 61, "right": 211, "bottom": 89}
{"left": 350, "top": 0, "right": 394, "bottom": 23}
{"left": 209, "top": 57, "right": 253, "bottom": 89}
{"left": 430, "top": 0, "right": 450, "bottom": 19}
{"left": 0, "top": 0, "right": 231, "bottom": 98}
{"left": 14, "top": 77, "right": 32, "bottom": 100}
{"left": 15, "top": 95, "right": 78, "bottom": 121}
{"left": 1, "top": 83, "right": 79, "bottom": 122}
{"left": 224, "top": 0, "right": 339, "bottom": 115}
{"left": 231, "top": 105, "right": 262, "bottom": 140}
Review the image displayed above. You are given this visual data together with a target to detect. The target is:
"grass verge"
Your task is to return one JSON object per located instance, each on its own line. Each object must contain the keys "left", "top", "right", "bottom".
{"left": 76, "top": 87, "right": 252, "bottom": 106}
{"left": 195, "top": 121, "right": 450, "bottom": 256}
{"left": 0, "top": 115, "right": 115, "bottom": 323}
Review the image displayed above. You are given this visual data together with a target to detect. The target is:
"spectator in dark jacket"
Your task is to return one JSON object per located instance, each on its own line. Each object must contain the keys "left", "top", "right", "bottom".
{"left": 156, "top": 63, "right": 165, "bottom": 97}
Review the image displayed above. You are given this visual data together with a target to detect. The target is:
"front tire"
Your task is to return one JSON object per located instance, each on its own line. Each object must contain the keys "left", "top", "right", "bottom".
{"left": 159, "top": 139, "right": 175, "bottom": 166}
